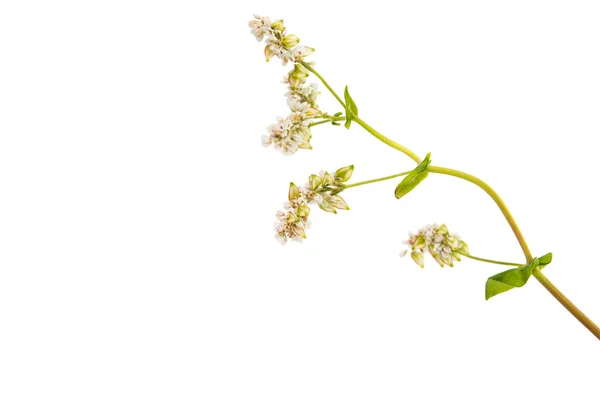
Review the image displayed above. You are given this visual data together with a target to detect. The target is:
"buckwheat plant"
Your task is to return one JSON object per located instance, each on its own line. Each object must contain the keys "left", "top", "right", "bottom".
{"left": 248, "top": 15, "right": 600, "bottom": 340}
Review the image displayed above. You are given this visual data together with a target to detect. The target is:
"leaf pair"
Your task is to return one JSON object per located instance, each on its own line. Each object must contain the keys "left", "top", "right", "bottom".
{"left": 485, "top": 253, "right": 553, "bottom": 300}
{"left": 395, "top": 153, "right": 431, "bottom": 199}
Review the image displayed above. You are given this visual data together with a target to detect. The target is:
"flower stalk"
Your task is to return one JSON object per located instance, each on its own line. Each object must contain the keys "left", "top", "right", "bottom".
{"left": 249, "top": 15, "right": 600, "bottom": 341}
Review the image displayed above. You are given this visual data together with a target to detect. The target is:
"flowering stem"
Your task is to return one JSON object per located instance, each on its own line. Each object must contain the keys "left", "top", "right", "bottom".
{"left": 343, "top": 170, "right": 412, "bottom": 189}
{"left": 427, "top": 165, "right": 533, "bottom": 263}
{"left": 301, "top": 62, "right": 422, "bottom": 163}
{"left": 301, "top": 61, "right": 600, "bottom": 340}
{"left": 458, "top": 252, "right": 523, "bottom": 267}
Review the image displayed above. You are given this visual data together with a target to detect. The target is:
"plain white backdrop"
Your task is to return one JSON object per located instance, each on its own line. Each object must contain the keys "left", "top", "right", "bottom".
{"left": 1, "top": 1, "right": 599, "bottom": 399}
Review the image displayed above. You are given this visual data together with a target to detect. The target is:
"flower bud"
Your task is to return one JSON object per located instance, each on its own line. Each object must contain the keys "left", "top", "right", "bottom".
{"left": 334, "top": 165, "right": 354, "bottom": 182}
{"left": 309, "top": 174, "right": 323, "bottom": 191}
{"left": 288, "top": 182, "right": 301, "bottom": 201}
{"left": 411, "top": 251, "right": 425, "bottom": 268}
{"left": 264, "top": 45, "right": 274, "bottom": 62}
{"left": 271, "top": 19, "right": 285, "bottom": 31}
{"left": 282, "top": 34, "right": 300, "bottom": 49}
{"left": 328, "top": 195, "right": 350, "bottom": 210}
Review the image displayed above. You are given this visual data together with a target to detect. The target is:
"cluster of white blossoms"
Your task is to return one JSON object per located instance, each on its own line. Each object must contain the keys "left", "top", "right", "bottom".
{"left": 274, "top": 166, "right": 354, "bottom": 244}
{"left": 261, "top": 97, "right": 319, "bottom": 154}
{"left": 250, "top": 15, "right": 323, "bottom": 155}
{"left": 249, "top": 15, "right": 315, "bottom": 65}
{"left": 400, "top": 224, "right": 469, "bottom": 267}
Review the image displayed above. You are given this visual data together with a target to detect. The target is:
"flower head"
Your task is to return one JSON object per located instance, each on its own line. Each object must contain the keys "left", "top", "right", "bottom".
{"left": 249, "top": 15, "right": 315, "bottom": 65}
{"left": 273, "top": 166, "right": 354, "bottom": 244}
{"left": 400, "top": 224, "right": 469, "bottom": 267}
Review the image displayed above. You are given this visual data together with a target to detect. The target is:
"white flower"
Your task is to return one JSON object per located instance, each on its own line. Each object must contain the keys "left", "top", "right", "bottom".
{"left": 262, "top": 111, "right": 313, "bottom": 155}
{"left": 249, "top": 15, "right": 272, "bottom": 41}
{"left": 249, "top": 15, "right": 315, "bottom": 65}
{"left": 273, "top": 202, "right": 310, "bottom": 244}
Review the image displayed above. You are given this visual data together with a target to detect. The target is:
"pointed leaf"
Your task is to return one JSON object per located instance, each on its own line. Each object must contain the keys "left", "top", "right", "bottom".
{"left": 343, "top": 86, "right": 359, "bottom": 129}
{"left": 485, "top": 258, "right": 539, "bottom": 300}
{"left": 394, "top": 153, "right": 432, "bottom": 199}
{"left": 538, "top": 252, "right": 553, "bottom": 269}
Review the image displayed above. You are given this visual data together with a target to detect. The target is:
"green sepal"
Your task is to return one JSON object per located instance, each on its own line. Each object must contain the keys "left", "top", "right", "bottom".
{"left": 485, "top": 258, "right": 539, "bottom": 300}
{"left": 343, "top": 86, "right": 358, "bottom": 129}
{"left": 394, "top": 153, "right": 432, "bottom": 199}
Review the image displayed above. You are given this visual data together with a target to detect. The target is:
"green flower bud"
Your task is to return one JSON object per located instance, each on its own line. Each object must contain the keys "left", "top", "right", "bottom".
{"left": 334, "top": 165, "right": 354, "bottom": 182}
{"left": 411, "top": 251, "right": 425, "bottom": 268}
{"left": 264, "top": 45, "right": 274, "bottom": 62}
{"left": 288, "top": 182, "right": 301, "bottom": 202}
{"left": 282, "top": 34, "right": 300, "bottom": 49}
{"left": 328, "top": 195, "right": 349, "bottom": 210}
{"left": 309, "top": 174, "right": 323, "bottom": 191}
{"left": 271, "top": 19, "right": 285, "bottom": 31}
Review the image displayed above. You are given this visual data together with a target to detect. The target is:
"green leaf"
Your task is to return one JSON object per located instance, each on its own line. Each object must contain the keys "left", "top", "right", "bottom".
{"left": 394, "top": 153, "right": 432, "bottom": 199}
{"left": 485, "top": 258, "right": 539, "bottom": 300}
{"left": 538, "top": 252, "right": 553, "bottom": 269}
{"left": 343, "top": 86, "right": 358, "bottom": 129}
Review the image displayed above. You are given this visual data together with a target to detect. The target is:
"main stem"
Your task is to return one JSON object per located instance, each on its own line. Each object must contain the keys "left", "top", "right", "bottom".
{"left": 305, "top": 62, "right": 600, "bottom": 340}
{"left": 532, "top": 269, "right": 600, "bottom": 340}
{"left": 428, "top": 166, "right": 533, "bottom": 262}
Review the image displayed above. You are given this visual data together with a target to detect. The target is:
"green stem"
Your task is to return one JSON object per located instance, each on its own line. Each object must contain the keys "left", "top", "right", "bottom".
{"left": 343, "top": 170, "right": 412, "bottom": 189}
{"left": 352, "top": 115, "right": 422, "bottom": 163}
{"left": 458, "top": 252, "right": 523, "bottom": 267}
{"left": 302, "top": 61, "right": 422, "bottom": 163}
{"left": 428, "top": 165, "right": 533, "bottom": 263}
{"left": 532, "top": 268, "right": 600, "bottom": 340}
{"left": 309, "top": 115, "right": 345, "bottom": 128}
{"left": 301, "top": 61, "right": 346, "bottom": 109}
{"left": 299, "top": 62, "right": 600, "bottom": 340}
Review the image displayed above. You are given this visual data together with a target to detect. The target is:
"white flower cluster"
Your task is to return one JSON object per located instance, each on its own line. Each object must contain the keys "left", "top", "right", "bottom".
{"left": 274, "top": 166, "right": 354, "bottom": 244}
{"left": 250, "top": 15, "right": 323, "bottom": 155}
{"left": 248, "top": 15, "right": 315, "bottom": 65}
{"left": 401, "top": 224, "right": 469, "bottom": 267}
{"left": 261, "top": 98, "right": 319, "bottom": 155}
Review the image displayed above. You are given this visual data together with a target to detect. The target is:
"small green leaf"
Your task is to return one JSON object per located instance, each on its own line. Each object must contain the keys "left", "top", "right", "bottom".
{"left": 333, "top": 112, "right": 343, "bottom": 117}
{"left": 334, "top": 165, "right": 354, "bottom": 182}
{"left": 485, "top": 258, "right": 539, "bottom": 300}
{"left": 343, "top": 86, "right": 358, "bottom": 129}
{"left": 538, "top": 252, "right": 553, "bottom": 269}
{"left": 394, "top": 153, "right": 432, "bottom": 199}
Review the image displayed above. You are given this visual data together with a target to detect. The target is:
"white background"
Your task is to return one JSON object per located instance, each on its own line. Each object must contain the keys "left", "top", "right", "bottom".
{"left": 1, "top": 1, "right": 599, "bottom": 399}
